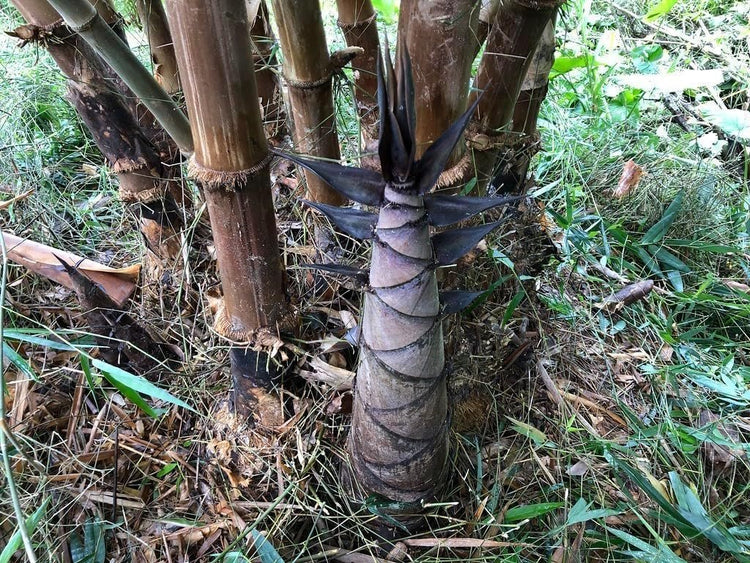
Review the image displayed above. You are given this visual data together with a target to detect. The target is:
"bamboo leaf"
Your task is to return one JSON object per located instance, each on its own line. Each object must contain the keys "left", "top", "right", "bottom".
{"left": 605, "top": 526, "right": 688, "bottom": 562}
{"left": 304, "top": 200, "right": 376, "bottom": 239}
{"left": 668, "top": 472, "right": 747, "bottom": 554}
{"left": 70, "top": 519, "right": 106, "bottom": 563}
{"left": 565, "top": 498, "right": 620, "bottom": 526}
{"left": 274, "top": 151, "right": 384, "bottom": 206}
{"left": 2, "top": 341, "right": 39, "bottom": 382}
{"left": 251, "top": 530, "right": 285, "bottom": 563}
{"left": 644, "top": 0, "right": 680, "bottom": 22}
{"left": 93, "top": 359, "right": 194, "bottom": 413}
{"left": 0, "top": 498, "right": 49, "bottom": 563}
{"left": 641, "top": 191, "right": 684, "bottom": 244}
{"left": 505, "top": 502, "right": 564, "bottom": 522}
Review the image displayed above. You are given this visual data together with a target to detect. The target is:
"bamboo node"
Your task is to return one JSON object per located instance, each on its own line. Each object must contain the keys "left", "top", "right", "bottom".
{"left": 465, "top": 122, "right": 525, "bottom": 151}
{"left": 69, "top": 11, "right": 98, "bottom": 34}
{"left": 337, "top": 12, "right": 377, "bottom": 32}
{"left": 187, "top": 153, "right": 272, "bottom": 191}
{"left": 119, "top": 183, "right": 166, "bottom": 204}
{"left": 284, "top": 72, "right": 332, "bottom": 91}
{"left": 436, "top": 152, "right": 473, "bottom": 189}
{"left": 213, "top": 303, "right": 287, "bottom": 355}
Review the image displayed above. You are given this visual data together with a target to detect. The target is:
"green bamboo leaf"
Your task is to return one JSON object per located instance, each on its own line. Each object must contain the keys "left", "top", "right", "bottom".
{"left": 109, "top": 376, "right": 161, "bottom": 418}
{"left": 565, "top": 497, "right": 620, "bottom": 526}
{"left": 507, "top": 417, "right": 551, "bottom": 447}
{"left": 2, "top": 330, "right": 79, "bottom": 351}
{"left": 502, "top": 290, "right": 526, "bottom": 325}
{"left": 0, "top": 498, "right": 50, "bottom": 563}
{"left": 641, "top": 191, "right": 684, "bottom": 245}
{"left": 2, "top": 341, "right": 39, "bottom": 382}
{"left": 668, "top": 472, "right": 748, "bottom": 554}
{"left": 550, "top": 54, "right": 597, "bottom": 78}
{"left": 70, "top": 519, "right": 106, "bottom": 563}
{"left": 221, "top": 553, "right": 251, "bottom": 563}
{"left": 93, "top": 359, "right": 195, "bottom": 413}
{"left": 644, "top": 0, "right": 680, "bottom": 22}
{"left": 605, "top": 526, "right": 687, "bottom": 562}
{"left": 251, "top": 530, "right": 285, "bottom": 563}
{"left": 505, "top": 502, "right": 564, "bottom": 523}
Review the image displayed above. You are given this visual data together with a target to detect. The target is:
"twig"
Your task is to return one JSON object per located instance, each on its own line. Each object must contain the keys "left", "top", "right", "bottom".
{"left": 0, "top": 231, "right": 38, "bottom": 562}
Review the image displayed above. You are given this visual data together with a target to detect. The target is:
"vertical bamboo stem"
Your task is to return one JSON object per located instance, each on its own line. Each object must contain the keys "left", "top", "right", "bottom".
{"left": 11, "top": 0, "right": 184, "bottom": 260}
{"left": 467, "top": 0, "right": 560, "bottom": 192}
{"left": 45, "top": 0, "right": 193, "bottom": 154}
{"left": 135, "top": 0, "right": 181, "bottom": 94}
{"left": 336, "top": 0, "right": 380, "bottom": 139}
{"left": 397, "top": 0, "right": 478, "bottom": 167}
{"left": 165, "top": 0, "right": 287, "bottom": 421}
{"left": 249, "top": 0, "right": 285, "bottom": 141}
{"left": 271, "top": 0, "right": 345, "bottom": 206}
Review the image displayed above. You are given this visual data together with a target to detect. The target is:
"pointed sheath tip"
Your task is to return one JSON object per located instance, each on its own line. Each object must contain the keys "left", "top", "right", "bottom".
{"left": 274, "top": 150, "right": 385, "bottom": 207}
{"left": 303, "top": 200, "right": 377, "bottom": 240}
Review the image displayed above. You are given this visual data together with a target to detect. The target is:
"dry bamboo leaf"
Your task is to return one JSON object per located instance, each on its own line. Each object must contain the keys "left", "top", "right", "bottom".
{"left": 300, "top": 356, "right": 354, "bottom": 390}
{"left": 0, "top": 189, "right": 33, "bottom": 210}
{"left": 723, "top": 280, "right": 750, "bottom": 293}
{"left": 566, "top": 459, "right": 590, "bottom": 476}
{"left": 613, "top": 159, "right": 644, "bottom": 198}
{"left": 82, "top": 490, "right": 146, "bottom": 509}
{"left": 2, "top": 232, "right": 139, "bottom": 307}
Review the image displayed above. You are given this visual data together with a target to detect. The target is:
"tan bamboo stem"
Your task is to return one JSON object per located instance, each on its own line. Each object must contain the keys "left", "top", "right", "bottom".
{"left": 165, "top": 0, "right": 287, "bottom": 420}
{"left": 397, "top": 0, "right": 478, "bottom": 166}
{"left": 271, "top": 0, "right": 345, "bottom": 206}
{"left": 45, "top": 0, "right": 193, "bottom": 154}
{"left": 135, "top": 0, "right": 181, "bottom": 94}
{"left": 505, "top": 18, "right": 556, "bottom": 191}
{"left": 249, "top": 0, "right": 285, "bottom": 141}
{"left": 467, "top": 0, "right": 560, "bottom": 192}
{"left": 336, "top": 0, "right": 380, "bottom": 137}
{"left": 11, "top": 0, "right": 184, "bottom": 260}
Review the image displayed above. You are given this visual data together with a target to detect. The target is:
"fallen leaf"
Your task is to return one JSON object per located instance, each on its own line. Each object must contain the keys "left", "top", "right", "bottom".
{"left": 699, "top": 410, "right": 744, "bottom": 471}
{"left": 613, "top": 160, "right": 644, "bottom": 198}
{"left": 2, "top": 232, "right": 139, "bottom": 307}
{"left": 567, "top": 460, "right": 590, "bottom": 477}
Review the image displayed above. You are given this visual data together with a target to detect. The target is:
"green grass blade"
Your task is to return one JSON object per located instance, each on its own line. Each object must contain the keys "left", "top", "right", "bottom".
{"left": 2, "top": 341, "right": 39, "bottom": 382}
{"left": 92, "top": 359, "right": 194, "bottom": 413}
{"left": 0, "top": 498, "right": 50, "bottom": 563}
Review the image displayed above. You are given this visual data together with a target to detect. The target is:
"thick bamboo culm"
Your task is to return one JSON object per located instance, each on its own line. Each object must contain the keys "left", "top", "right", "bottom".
{"left": 164, "top": 0, "right": 286, "bottom": 419}
{"left": 468, "top": 0, "right": 560, "bottom": 192}
{"left": 135, "top": 0, "right": 181, "bottom": 94}
{"left": 11, "top": 0, "right": 184, "bottom": 260}
{"left": 335, "top": 0, "right": 380, "bottom": 137}
{"left": 249, "top": 0, "right": 285, "bottom": 141}
{"left": 397, "top": 0, "right": 478, "bottom": 167}
{"left": 271, "top": 0, "right": 346, "bottom": 206}
{"left": 45, "top": 0, "right": 193, "bottom": 154}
